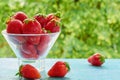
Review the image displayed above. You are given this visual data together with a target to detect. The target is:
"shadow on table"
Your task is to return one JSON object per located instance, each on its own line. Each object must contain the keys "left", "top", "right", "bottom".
{"left": 12, "top": 77, "right": 71, "bottom": 80}
{"left": 88, "top": 64, "right": 107, "bottom": 69}
{"left": 44, "top": 77, "right": 71, "bottom": 80}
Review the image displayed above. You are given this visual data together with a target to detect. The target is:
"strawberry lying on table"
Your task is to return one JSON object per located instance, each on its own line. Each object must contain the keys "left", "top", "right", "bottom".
{"left": 48, "top": 61, "right": 70, "bottom": 77}
{"left": 88, "top": 53, "right": 105, "bottom": 66}
{"left": 16, "top": 64, "right": 41, "bottom": 79}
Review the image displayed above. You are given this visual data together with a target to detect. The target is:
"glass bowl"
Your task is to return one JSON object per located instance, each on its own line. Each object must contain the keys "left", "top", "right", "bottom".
{"left": 2, "top": 29, "right": 60, "bottom": 78}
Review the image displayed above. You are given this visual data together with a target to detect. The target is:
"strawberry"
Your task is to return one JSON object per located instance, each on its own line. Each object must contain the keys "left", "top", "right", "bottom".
{"left": 25, "top": 36, "right": 40, "bottom": 45}
{"left": 13, "top": 11, "right": 27, "bottom": 22}
{"left": 48, "top": 61, "right": 70, "bottom": 77}
{"left": 51, "top": 26, "right": 60, "bottom": 32}
{"left": 6, "top": 19, "right": 25, "bottom": 44}
{"left": 45, "top": 20, "right": 56, "bottom": 30}
{"left": 22, "top": 19, "right": 42, "bottom": 45}
{"left": 40, "top": 30, "right": 50, "bottom": 44}
{"left": 45, "top": 19, "right": 60, "bottom": 32}
{"left": 37, "top": 31, "right": 50, "bottom": 55}
{"left": 88, "top": 53, "right": 105, "bottom": 66}
{"left": 16, "top": 64, "right": 41, "bottom": 79}
{"left": 20, "top": 42, "right": 38, "bottom": 59}
{"left": 22, "top": 19, "right": 42, "bottom": 34}
{"left": 46, "top": 13, "right": 60, "bottom": 23}
{"left": 34, "top": 14, "right": 47, "bottom": 28}
{"left": 37, "top": 42, "right": 48, "bottom": 56}
{"left": 6, "top": 19, "right": 23, "bottom": 34}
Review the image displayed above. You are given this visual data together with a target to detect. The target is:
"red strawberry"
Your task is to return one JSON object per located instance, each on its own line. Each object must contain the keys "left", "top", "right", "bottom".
{"left": 37, "top": 31, "right": 50, "bottom": 55}
{"left": 17, "top": 64, "right": 41, "bottom": 79}
{"left": 51, "top": 26, "right": 60, "bottom": 32}
{"left": 23, "top": 19, "right": 42, "bottom": 34}
{"left": 25, "top": 36, "right": 40, "bottom": 45}
{"left": 20, "top": 42, "right": 38, "bottom": 59}
{"left": 7, "top": 19, "right": 23, "bottom": 34}
{"left": 37, "top": 42, "right": 48, "bottom": 55}
{"left": 46, "top": 13, "right": 60, "bottom": 23}
{"left": 34, "top": 14, "right": 47, "bottom": 28}
{"left": 45, "top": 20, "right": 58, "bottom": 32}
{"left": 13, "top": 11, "right": 27, "bottom": 22}
{"left": 88, "top": 53, "right": 105, "bottom": 66}
{"left": 48, "top": 61, "right": 70, "bottom": 77}
{"left": 40, "top": 30, "right": 50, "bottom": 44}
{"left": 6, "top": 19, "right": 25, "bottom": 44}
{"left": 22, "top": 19, "right": 42, "bottom": 45}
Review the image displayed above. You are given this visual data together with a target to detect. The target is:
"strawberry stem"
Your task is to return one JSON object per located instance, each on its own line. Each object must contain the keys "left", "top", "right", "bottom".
{"left": 24, "top": 19, "right": 34, "bottom": 24}
{"left": 65, "top": 62, "right": 70, "bottom": 72}
{"left": 47, "top": 30, "right": 51, "bottom": 33}
{"left": 15, "top": 72, "right": 20, "bottom": 76}
{"left": 24, "top": 19, "right": 29, "bottom": 24}
{"left": 100, "top": 55, "right": 105, "bottom": 63}
{"left": 55, "top": 11, "right": 60, "bottom": 18}
{"left": 36, "top": 13, "right": 46, "bottom": 17}
{"left": 15, "top": 65, "right": 23, "bottom": 77}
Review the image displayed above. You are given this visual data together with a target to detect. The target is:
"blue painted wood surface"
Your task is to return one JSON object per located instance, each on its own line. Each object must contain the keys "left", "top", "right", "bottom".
{"left": 0, "top": 58, "right": 120, "bottom": 80}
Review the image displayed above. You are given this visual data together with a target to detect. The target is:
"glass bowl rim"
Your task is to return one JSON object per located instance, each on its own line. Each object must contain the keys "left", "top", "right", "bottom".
{"left": 2, "top": 29, "right": 61, "bottom": 36}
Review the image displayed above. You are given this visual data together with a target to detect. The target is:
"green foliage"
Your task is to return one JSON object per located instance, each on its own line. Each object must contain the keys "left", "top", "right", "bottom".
{"left": 0, "top": 0, "right": 120, "bottom": 58}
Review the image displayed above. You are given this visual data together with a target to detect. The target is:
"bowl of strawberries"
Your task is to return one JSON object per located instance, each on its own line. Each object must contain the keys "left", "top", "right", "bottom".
{"left": 2, "top": 11, "right": 61, "bottom": 78}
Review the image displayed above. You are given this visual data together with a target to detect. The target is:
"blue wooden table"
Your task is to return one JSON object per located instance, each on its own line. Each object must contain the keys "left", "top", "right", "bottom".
{"left": 0, "top": 58, "right": 120, "bottom": 80}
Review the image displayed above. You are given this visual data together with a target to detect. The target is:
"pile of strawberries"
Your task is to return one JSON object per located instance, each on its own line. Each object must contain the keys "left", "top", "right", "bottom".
{"left": 6, "top": 11, "right": 60, "bottom": 59}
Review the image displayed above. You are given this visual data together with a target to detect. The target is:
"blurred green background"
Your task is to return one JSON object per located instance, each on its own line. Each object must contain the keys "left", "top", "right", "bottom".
{"left": 0, "top": 0, "right": 120, "bottom": 58}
